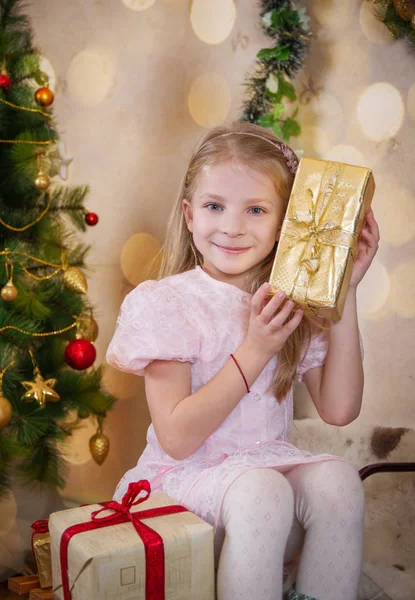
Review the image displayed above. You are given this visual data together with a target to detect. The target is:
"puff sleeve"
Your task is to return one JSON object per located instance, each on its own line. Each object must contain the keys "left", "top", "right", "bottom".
{"left": 106, "top": 280, "right": 200, "bottom": 376}
{"left": 295, "top": 327, "right": 364, "bottom": 383}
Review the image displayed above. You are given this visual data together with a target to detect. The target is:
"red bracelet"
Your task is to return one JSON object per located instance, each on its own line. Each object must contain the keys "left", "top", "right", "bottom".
{"left": 230, "top": 353, "right": 250, "bottom": 393}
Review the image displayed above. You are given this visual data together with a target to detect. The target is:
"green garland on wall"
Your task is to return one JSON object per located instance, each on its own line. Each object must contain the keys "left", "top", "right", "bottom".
{"left": 240, "top": 0, "right": 311, "bottom": 143}
{"left": 373, "top": 0, "right": 415, "bottom": 52}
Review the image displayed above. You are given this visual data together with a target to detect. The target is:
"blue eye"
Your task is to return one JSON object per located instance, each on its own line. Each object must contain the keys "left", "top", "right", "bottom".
{"left": 205, "top": 204, "right": 265, "bottom": 214}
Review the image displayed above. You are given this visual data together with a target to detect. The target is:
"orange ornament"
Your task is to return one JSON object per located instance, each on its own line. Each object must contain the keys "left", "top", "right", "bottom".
{"left": 35, "top": 86, "right": 54, "bottom": 107}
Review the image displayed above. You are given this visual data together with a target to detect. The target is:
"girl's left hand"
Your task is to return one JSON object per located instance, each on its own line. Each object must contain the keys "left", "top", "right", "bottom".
{"left": 349, "top": 208, "right": 380, "bottom": 289}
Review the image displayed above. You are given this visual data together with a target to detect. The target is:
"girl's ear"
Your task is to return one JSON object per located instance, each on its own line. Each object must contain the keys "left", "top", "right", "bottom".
{"left": 182, "top": 199, "right": 193, "bottom": 233}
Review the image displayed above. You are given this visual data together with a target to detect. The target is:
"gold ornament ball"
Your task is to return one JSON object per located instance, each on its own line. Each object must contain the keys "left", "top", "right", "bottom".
{"left": 63, "top": 267, "right": 88, "bottom": 295}
{"left": 76, "top": 316, "right": 99, "bottom": 343}
{"left": 35, "top": 171, "right": 51, "bottom": 190}
{"left": 0, "top": 395, "right": 13, "bottom": 429}
{"left": 1, "top": 280, "right": 18, "bottom": 302}
{"left": 35, "top": 86, "right": 54, "bottom": 107}
{"left": 89, "top": 432, "right": 110, "bottom": 465}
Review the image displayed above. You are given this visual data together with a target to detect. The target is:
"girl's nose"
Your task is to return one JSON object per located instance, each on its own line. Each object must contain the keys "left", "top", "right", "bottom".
{"left": 220, "top": 214, "right": 245, "bottom": 237}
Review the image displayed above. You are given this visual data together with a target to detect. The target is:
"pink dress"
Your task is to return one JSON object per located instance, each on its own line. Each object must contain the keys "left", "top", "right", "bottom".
{"left": 106, "top": 265, "right": 362, "bottom": 550}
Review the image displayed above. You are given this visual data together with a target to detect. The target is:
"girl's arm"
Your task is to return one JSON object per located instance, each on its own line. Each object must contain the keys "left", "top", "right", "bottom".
{"left": 144, "top": 342, "right": 272, "bottom": 461}
{"left": 303, "top": 287, "right": 363, "bottom": 426}
{"left": 303, "top": 208, "right": 380, "bottom": 426}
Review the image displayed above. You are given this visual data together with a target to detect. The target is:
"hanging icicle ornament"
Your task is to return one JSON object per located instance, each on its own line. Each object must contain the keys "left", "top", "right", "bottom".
{"left": 21, "top": 350, "right": 60, "bottom": 407}
{"left": 1, "top": 258, "right": 18, "bottom": 302}
{"left": 62, "top": 249, "right": 88, "bottom": 295}
{"left": 89, "top": 421, "right": 110, "bottom": 465}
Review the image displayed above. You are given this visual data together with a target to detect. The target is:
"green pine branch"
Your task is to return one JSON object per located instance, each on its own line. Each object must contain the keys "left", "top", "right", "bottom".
{"left": 373, "top": 0, "right": 415, "bottom": 53}
{"left": 241, "top": 0, "right": 311, "bottom": 142}
{"left": 0, "top": 0, "right": 116, "bottom": 492}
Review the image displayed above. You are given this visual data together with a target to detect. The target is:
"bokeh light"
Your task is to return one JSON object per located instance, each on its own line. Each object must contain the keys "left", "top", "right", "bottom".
{"left": 300, "top": 92, "right": 344, "bottom": 132}
{"left": 66, "top": 48, "right": 116, "bottom": 107}
{"left": 388, "top": 261, "right": 415, "bottom": 318}
{"left": 120, "top": 233, "right": 162, "bottom": 286}
{"left": 188, "top": 73, "right": 231, "bottom": 127}
{"left": 190, "top": 0, "right": 236, "bottom": 44}
{"left": 375, "top": 177, "right": 415, "bottom": 247}
{"left": 357, "top": 83, "right": 404, "bottom": 142}
{"left": 324, "top": 144, "right": 366, "bottom": 167}
{"left": 293, "top": 125, "right": 331, "bottom": 159}
{"left": 122, "top": 0, "right": 156, "bottom": 10}
{"left": 357, "top": 259, "right": 390, "bottom": 318}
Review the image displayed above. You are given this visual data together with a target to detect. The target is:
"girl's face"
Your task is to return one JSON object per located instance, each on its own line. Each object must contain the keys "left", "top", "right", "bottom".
{"left": 182, "top": 161, "right": 286, "bottom": 290}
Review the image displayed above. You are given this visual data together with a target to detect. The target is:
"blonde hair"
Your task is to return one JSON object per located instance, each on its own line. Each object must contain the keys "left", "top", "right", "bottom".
{"left": 146, "top": 121, "right": 321, "bottom": 403}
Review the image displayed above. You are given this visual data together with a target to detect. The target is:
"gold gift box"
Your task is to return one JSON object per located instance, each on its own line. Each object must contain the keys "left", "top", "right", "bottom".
{"left": 32, "top": 531, "right": 52, "bottom": 589}
{"left": 50, "top": 492, "right": 215, "bottom": 600}
{"left": 269, "top": 158, "right": 375, "bottom": 322}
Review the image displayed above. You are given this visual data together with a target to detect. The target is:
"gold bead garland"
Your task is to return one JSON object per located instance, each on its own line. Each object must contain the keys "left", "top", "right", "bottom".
{"left": 0, "top": 306, "right": 93, "bottom": 338}
{"left": 0, "top": 248, "right": 87, "bottom": 288}
{"left": 0, "top": 138, "right": 53, "bottom": 145}
{"left": 0, "top": 96, "right": 52, "bottom": 119}
{"left": 0, "top": 192, "right": 52, "bottom": 232}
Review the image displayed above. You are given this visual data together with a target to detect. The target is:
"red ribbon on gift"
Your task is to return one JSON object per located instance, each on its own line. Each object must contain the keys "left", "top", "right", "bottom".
{"left": 59, "top": 480, "right": 188, "bottom": 600}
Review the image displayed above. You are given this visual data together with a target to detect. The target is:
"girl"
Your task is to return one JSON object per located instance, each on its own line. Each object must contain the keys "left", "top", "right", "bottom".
{"left": 106, "top": 121, "right": 379, "bottom": 600}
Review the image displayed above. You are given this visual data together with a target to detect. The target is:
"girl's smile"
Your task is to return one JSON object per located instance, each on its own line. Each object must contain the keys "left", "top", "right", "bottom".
{"left": 214, "top": 243, "right": 251, "bottom": 254}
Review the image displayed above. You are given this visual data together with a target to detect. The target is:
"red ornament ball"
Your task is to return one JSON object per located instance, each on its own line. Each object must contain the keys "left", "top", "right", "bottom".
{"left": 0, "top": 74, "right": 11, "bottom": 90}
{"left": 85, "top": 212, "right": 99, "bottom": 226}
{"left": 64, "top": 339, "right": 96, "bottom": 370}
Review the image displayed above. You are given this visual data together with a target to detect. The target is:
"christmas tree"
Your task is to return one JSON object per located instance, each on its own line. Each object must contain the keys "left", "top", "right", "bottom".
{"left": 0, "top": 0, "right": 116, "bottom": 497}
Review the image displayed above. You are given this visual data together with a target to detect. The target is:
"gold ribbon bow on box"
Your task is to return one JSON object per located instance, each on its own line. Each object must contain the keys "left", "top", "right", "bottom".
{"left": 271, "top": 160, "right": 373, "bottom": 321}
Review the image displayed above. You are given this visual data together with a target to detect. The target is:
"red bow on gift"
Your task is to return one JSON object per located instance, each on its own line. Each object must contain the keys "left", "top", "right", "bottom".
{"left": 59, "top": 480, "right": 188, "bottom": 600}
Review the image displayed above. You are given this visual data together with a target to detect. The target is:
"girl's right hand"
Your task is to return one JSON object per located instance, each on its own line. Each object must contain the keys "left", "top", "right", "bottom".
{"left": 244, "top": 282, "right": 304, "bottom": 359}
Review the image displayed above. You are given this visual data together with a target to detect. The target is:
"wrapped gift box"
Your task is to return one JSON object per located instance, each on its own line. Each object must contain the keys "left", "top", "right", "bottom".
{"left": 31, "top": 520, "right": 52, "bottom": 589}
{"left": 49, "top": 481, "right": 214, "bottom": 600}
{"left": 269, "top": 158, "right": 375, "bottom": 321}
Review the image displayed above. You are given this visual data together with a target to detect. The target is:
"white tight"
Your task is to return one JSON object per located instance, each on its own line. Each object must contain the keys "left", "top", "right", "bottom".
{"left": 216, "top": 460, "right": 365, "bottom": 600}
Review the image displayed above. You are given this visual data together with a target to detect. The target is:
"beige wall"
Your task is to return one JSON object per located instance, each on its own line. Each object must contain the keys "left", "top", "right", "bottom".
{"left": 26, "top": 0, "right": 415, "bottom": 503}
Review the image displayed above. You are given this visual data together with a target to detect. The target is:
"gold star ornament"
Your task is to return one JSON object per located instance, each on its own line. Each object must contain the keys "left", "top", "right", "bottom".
{"left": 22, "top": 367, "right": 60, "bottom": 407}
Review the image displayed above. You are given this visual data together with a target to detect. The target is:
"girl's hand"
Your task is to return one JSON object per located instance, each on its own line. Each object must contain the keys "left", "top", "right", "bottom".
{"left": 244, "top": 284, "right": 304, "bottom": 360}
{"left": 349, "top": 208, "right": 380, "bottom": 289}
